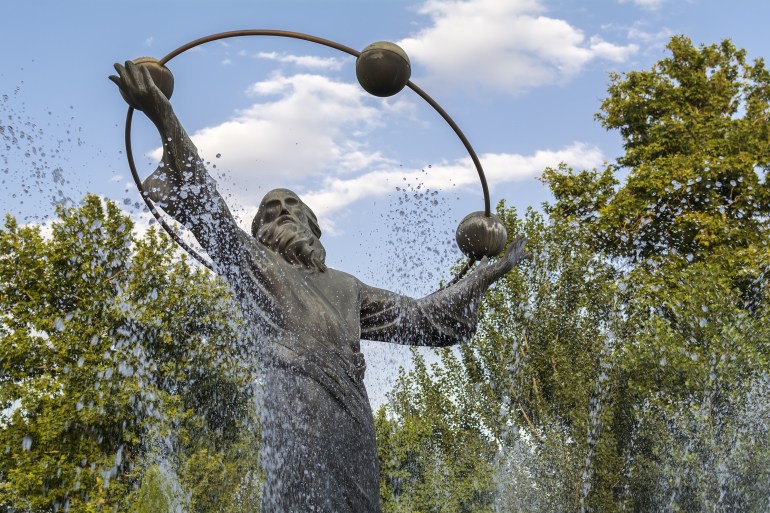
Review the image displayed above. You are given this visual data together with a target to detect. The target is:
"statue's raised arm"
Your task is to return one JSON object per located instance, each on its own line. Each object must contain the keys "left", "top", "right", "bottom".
{"left": 110, "top": 61, "right": 244, "bottom": 272}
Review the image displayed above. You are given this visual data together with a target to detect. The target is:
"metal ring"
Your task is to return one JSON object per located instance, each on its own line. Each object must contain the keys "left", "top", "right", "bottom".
{"left": 124, "top": 30, "right": 492, "bottom": 270}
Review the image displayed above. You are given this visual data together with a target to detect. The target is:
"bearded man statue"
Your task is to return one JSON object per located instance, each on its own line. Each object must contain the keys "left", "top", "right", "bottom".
{"left": 111, "top": 61, "right": 528, "bottom": 513}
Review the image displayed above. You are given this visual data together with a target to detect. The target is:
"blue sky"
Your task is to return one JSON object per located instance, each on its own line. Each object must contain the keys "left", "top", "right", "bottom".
{"left": 3, "top": 0, "right": 770, "bottom": 403}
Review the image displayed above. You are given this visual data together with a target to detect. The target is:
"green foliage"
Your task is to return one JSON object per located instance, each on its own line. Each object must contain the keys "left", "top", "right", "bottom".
{"left": 376, "top": 352, "right": 497, "bottom": 513}
{"left": 0, "top": 195, "right": 260, "bottom": 512}
{"left": 134, "top": 465, "right": 183, "bottom": 513}
{"left": 378, "top": 204, "right": 623, "bottom": 511}
{"left": 590, "top": 36, "right": 770, "bottom": 264}
{"left": 379, "top": 36, "right": 770, "bottom": 512}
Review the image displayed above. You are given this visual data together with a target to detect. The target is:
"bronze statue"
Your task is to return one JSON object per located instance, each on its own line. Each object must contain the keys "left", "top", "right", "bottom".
{"left": 111, "top": 61, "right": 527, "bottom": 513}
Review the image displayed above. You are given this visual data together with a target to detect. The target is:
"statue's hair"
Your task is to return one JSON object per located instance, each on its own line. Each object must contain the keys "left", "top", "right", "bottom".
{"left": 251, "top": 188, "right": 322, "bottom": 240}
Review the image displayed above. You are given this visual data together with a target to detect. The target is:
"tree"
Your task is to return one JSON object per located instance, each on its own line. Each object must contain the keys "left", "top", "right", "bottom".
{"left": 0, "top": 195, "right": 260, "bottom": 512}
{"left": 570, "top": 36, "right": 770, "bottom": 510}
{"left": 378, "top": 203, "right": 624, "bottom": 511}
{"left": 376, "top": 351, "right": 497, "bottom": 513}
{"left": 378, "top": 36, "right": 770, "bottom": 512}
{"left": 590, "top": 37, "right": 769, "bottom": 266}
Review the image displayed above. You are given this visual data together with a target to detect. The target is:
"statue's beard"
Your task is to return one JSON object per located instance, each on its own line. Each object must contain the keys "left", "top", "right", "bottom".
{"left": 257, "top": 216, "right": 327, "bottom": 273}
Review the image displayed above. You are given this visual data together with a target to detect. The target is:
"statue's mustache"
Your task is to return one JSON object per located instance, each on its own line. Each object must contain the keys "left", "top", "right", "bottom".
{"left": 277, "top": 214, "right": 300, "bottom": 226}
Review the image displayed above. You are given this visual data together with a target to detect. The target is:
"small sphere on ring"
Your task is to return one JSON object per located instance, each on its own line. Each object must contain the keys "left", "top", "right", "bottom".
{"left": 356, "top": 42, "right": 411, "bottom": 97}
{"left": 456, "top": 211, "right": 508, "bottom": 260}
{"left": 122, "top": 57, "right": 175, "bottom": 101}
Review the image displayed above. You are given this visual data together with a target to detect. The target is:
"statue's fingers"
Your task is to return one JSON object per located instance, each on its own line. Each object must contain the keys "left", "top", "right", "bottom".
{"left": 128, "top": 64, "right": 156, "bottom": 95}
{"left": 504, "top": 237, "right": 520, "bottom": 257}
{"left": 139, "top": 66, "right": 159, "bottom": 93}
{"left": 124, "top": 61, "right": 146, "bottom": 88}
{"left": 111, "top": 64, "right": 128, "bottom": 87}
{"left": 513, "top": 236, "right": 527, "bottom": 254}
{"left": 119, "top": 62, "right": 137, "bottom": 88}
{"left": 503, "top": 236, "right": 528, "bottom": 267}
{"left": 113, "top": 62, "right": 126, "bottom": 77}
{"left": 125, "top": 61, "right": 140, "bottom": 80}
{"left": 108, "top": 75, "right": 126, "bottom": 93}
{"left": 125, "top": 61, "right": 145, "bottom": 85}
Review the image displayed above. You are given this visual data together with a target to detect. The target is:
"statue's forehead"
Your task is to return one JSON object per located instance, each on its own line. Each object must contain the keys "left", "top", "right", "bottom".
{"left": 261, "top": 188, "right": 301, "bottom": 204}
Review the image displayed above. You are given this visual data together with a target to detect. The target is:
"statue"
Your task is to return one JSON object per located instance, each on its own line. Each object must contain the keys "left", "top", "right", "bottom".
{"left": 111, "top": 61, "right": 528, "bottom": 513}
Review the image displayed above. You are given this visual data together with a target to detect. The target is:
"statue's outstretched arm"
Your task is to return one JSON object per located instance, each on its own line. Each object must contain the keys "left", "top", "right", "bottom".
{"left": 360, "top": 237, "right": 529, "bottom": 346}
{"left": 110, "top": 61, "right": 244, "bottom": 270}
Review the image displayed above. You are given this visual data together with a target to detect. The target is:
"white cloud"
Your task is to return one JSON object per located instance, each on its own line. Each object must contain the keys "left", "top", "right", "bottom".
{"left": 148, "top": 66, "right": 603, "bottom": 235}
{"left": 627, "top": 24, "right": 674, "bottom": 53}
{"left": 589, "top": 36, "right": 639, "bottom": 62}
{"left": 256, "top": 51, "right": 345, "bottom": 70}
{"left": 398, "top": 0, "right": 638, "bottom": 93}
{"left": 149, "top": 73, "right": 393, "bottom": 210}
{"left": 302, "top": 142, "right": 604, "bottom": 232}
{"left": 21, "top": 219, "right": 55, "bottom": 239}
{"left": 143, "top": 36, "right": 155, "bottom": 48}
{"left": 620, "top": 0, "right": 665, "bottom": 10}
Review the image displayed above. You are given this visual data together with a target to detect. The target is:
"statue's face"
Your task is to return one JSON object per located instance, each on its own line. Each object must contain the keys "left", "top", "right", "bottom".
{"left": 259, "top": 189, "right": 309, "bottom": 230}
{"left": 253, "top": 188, "right": 327, "bottom": 272}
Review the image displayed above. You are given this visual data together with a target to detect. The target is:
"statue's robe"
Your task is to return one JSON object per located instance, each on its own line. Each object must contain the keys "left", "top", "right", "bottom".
{"left": 144, "top": 122, "right": 489, "bottom": 513}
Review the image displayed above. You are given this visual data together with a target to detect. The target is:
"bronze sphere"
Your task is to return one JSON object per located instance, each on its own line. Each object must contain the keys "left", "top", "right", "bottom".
{"left": 356, "top": 42, "right": 411, "bottom": 97}
{"left": 455, "top": 211, "right": 508, "bottom": 260}
{"left": 121, "top": 57, "right": 174, "bottom": 102}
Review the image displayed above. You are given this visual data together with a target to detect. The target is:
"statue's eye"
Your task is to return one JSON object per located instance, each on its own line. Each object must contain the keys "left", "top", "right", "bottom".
{"left": 285, "top": 197, "right": 299, "bottom": 206}
{"left": 263, "top": 200, "right": 283, "bottom": 220}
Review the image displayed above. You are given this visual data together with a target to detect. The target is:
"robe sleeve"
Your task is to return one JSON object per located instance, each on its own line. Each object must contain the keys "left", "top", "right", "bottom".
{"left": 141, "top": 115, "right": 249, "bottom": 275}
{"left": 358, "top": 267, "right": 493, "bottom": 347}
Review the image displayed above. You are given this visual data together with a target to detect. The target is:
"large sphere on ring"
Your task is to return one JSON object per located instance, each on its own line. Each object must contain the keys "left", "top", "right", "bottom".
{"left": 456, "top": 211, "right": 508, "bottom": 260}
{"left": 356, "top": 42, "right": 411, "bottom": 97}
{"left": 122, "top": 57, "right": 174, "bottom": 102}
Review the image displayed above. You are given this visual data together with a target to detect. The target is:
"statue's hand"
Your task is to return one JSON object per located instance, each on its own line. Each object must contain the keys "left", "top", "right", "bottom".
{"left": 109, "top": 61, "right": 167, "bottom": 118}
{"left": 476, "top": 236, "right": 529, "bottom": 284}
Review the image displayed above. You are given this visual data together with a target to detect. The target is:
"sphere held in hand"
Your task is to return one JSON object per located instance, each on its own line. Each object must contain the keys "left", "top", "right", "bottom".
{"left": 121, "top": 57, "right": 174, "bottom": 102}
{"left": 356, "top": 42, "right": 411, "bottom": 97}
{"left": 456, "top": 211, "right": 508, "bottom": 260}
